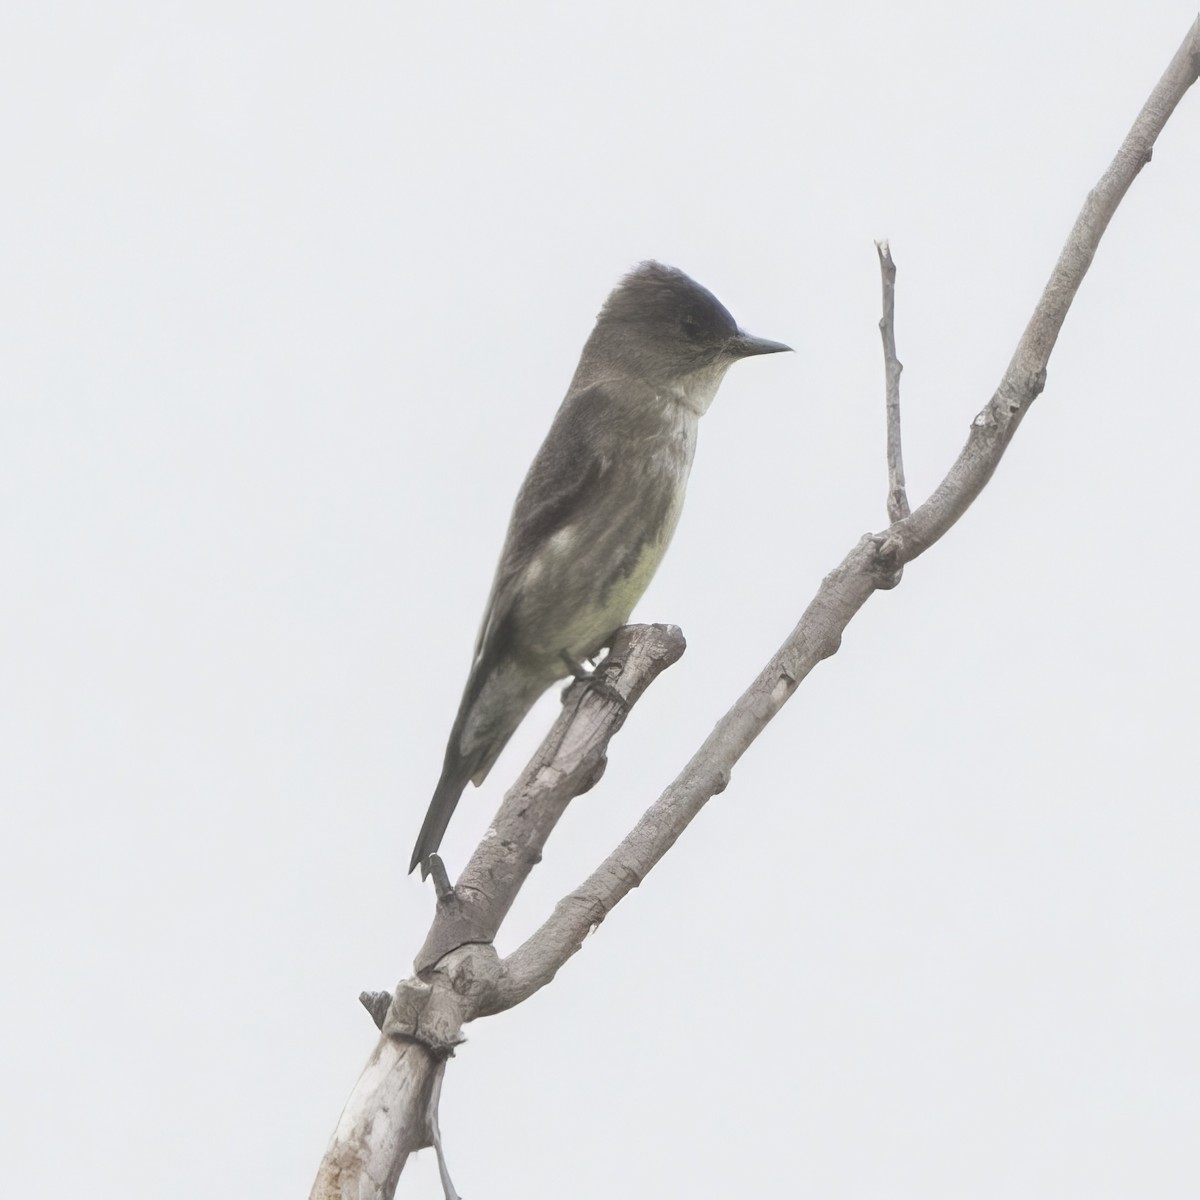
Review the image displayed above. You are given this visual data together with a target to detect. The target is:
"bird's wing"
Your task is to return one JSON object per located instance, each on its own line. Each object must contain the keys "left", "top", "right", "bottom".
{"left": 468, "top": 384, "right": 616, "bottom": 678}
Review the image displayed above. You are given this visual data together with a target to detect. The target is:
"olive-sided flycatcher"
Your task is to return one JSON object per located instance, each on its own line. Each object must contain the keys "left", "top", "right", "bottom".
{"left": 410, "top": 261, "right": 790, "bottom": 875}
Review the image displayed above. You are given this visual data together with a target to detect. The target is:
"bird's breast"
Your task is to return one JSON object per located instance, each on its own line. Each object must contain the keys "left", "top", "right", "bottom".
{"left": 516, "top": 411, "right": 697, "bottom": 667}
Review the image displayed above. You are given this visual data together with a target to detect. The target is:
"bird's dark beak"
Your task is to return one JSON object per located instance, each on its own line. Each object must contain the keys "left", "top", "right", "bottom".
{"left": 730, "top": 331, "right": 793, "bottom": 357}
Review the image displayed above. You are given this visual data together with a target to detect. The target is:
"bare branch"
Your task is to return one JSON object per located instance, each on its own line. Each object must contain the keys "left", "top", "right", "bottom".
{"left": 491, "top": 539, "right": 874, "bottom": 1010}
{"left": 309, "top": 1038, "right": 433, "bottom": 1200}
{"left": 311, "top": 19, "right": 1200, "bottom": 1196}
{"left": 313, "top": 631, "right": 684, "bottom": 1196}
{"left": 876, "top": 238, "right": 909, "bottom": 525}
{"left": 488, "top": 15, "right": 1200, "bottom": 1012}
{"left": 415, "top": 623, "right": 685, "bottom": 975}
{"left": 889, "top": 16, "right": 1200, "bottom": 565}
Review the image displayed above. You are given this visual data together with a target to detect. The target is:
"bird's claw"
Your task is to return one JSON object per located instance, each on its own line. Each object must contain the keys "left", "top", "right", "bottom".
{"left": 560, "top": 652, "right": 626, "bottom": 708}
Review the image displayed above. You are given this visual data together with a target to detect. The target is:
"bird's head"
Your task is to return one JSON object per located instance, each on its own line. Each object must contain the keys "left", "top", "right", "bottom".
{"left": 594, "top": 261, "right": 791, "bottom": 378}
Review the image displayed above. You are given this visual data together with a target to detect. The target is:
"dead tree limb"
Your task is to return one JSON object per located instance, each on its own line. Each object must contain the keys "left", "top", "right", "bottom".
{"left": 484, "top": 15, "right": 1200, "bottom": 1016}
{"left": 876, "top": 238, "right": 909, "bottom": 526}
{"left": 311, "top": 18, "right": 1200, "bottom": 1198}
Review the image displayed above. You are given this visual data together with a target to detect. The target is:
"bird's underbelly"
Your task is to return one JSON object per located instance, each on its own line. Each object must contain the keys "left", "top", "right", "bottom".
{"left": 556, "top": 534, "right": 671, "bottom": 661}
{"left": 515, "top": 492, "right": 683, "bottom": 670}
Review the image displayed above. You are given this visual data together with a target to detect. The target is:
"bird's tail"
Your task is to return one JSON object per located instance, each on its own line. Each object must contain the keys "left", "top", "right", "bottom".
{"left": 409, "top": 755, "right": 476, "bottom": 877}
{"left": 409, "top": 664, "right": 549, "bottom": 877}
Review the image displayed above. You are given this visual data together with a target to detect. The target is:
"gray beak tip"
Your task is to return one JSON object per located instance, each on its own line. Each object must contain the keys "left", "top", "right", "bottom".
{"left": 733, "top": 332, "right": 793, "bottom": 358}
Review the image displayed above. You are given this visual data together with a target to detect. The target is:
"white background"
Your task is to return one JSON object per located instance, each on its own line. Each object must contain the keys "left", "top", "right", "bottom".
{"left": 3, "top": 3, "right": 1198, "bottom": 1196}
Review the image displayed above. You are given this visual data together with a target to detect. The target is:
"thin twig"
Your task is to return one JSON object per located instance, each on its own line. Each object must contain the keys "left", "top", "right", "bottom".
{"left": 428, "top": 1064, "right": 461, "bottom": 1200}
{"left": 427, "top": 854, "right": 454, "bottom": 902}
{"left": 876, "top": 239, "right": 910, "bottom": 524}
{"left": 888, "top": 17, "right": 1199, "bottom": 564}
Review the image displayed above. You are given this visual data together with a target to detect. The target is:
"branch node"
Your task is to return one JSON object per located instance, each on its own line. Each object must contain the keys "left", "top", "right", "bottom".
{"left": 577, "top": 752, "right": 609, "bottom": 795}
{"left": 385, "top": 976, "right": 470, "bottom": 1060}
{"left": 428, "top": 854, "right": 455, "bottom": 902}
{"left": 359, "top": 989, "right": 392, "bottom": 1030}
{"left": 819, "top": 631, "right": 843, "bottom": 661}
{"left": 870, "top": 534, "right": 905, "bottom": 589}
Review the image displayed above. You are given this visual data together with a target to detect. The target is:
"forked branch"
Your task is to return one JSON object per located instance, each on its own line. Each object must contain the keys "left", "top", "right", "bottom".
{"left": 311, "top": 18, "right": 1200, "bottom": 1198}
{"left": 484, "top": 12, "right": 1200, "bottom": 1016}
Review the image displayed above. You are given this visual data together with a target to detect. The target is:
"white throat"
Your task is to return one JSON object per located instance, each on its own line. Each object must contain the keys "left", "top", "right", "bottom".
{"left": 667, "top": 361, "right": 734, "bottom": 416}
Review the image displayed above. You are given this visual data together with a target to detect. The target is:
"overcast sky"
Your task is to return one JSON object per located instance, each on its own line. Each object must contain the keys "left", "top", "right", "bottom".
{"left": 3, "top": 3, "right": 1198, "bottom": 1197}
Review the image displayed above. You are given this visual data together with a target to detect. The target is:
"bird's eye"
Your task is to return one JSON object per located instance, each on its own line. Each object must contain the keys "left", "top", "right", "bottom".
{"left": 681, "top": 313, "right": 704, "bottom": 341}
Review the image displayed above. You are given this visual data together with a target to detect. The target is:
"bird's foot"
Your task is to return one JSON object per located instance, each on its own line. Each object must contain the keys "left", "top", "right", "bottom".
{"left": 559, "top": 651, "right": 626, "bottom": 708}
{"left": 559, "top": 650, "right": 593, "bottom": 683}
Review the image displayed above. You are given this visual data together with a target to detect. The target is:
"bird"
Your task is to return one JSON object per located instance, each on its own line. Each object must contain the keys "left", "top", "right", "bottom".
{"left": 410, "top": 261, "right": 790, "bottom": 876}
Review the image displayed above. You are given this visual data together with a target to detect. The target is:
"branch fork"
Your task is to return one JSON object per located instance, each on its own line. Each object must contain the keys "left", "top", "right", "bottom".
{"left": 312, "top": 20, "right": 1200, "bottom": 1197}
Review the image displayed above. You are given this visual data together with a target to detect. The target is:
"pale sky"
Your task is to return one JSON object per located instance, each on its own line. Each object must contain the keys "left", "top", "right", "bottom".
{"left": 3, "top": 3, "right": 1198, "bottom": 1197}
